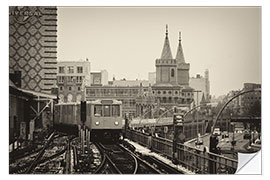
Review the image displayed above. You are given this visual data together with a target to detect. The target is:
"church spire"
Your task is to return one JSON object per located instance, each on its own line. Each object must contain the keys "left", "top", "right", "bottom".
{"left": 175, "top": 31, "right": 185, "bottom": 63}
{"left": 160, "top": 24, "right": 173, "bottom": 59}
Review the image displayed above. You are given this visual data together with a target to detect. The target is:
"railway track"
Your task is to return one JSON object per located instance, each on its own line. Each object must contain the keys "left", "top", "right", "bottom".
{"left": 29, "top": 133, "right": 73, "bottom": 174}
{"left": 94, "top": 143, "right": 161, "bottom": 174}
{"left": 10, "top": 131, "right": 74, "bottom": 174}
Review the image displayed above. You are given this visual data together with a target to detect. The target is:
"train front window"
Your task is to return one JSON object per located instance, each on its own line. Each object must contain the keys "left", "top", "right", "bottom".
{"left": 94, "top": 105, "right": 102, "bottom": 117}
{"left": 112, "top": 105, "right": 120, "bottom": 117}
{"left": 103, "top": 105, "right": 111, "bottom": 117}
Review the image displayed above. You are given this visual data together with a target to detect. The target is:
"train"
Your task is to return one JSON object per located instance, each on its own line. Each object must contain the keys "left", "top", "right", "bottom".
{"left": 54, "top": 99, "right": 124, "bottom": 141}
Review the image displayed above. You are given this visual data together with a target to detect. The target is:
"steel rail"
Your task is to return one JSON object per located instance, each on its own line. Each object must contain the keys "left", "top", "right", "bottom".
{"left": 93, "top": 143, "right": 108, "bottom": 174}
{"left": 95, "top": 143, "right": 138, "bottom": 174}
{"left": 146, "top": 156, "right": 184, "bottom": 174}
{"left": 118, "top": 144, "right": 161, "bottom": 174}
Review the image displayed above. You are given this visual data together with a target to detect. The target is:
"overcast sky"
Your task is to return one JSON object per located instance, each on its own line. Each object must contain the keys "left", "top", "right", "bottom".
{"left": 57, "top": 7, "right": 261, "bottom": 97}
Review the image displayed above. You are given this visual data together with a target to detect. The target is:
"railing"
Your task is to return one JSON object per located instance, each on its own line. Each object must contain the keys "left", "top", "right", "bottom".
{"left": 125, "top": 129, "right": 238, "bottom": 174}
{"left": 128, "top": 130, "right": 150, "bottom": 148}
{"left": 152, "top": 136, "right": 173, "bottom": 159}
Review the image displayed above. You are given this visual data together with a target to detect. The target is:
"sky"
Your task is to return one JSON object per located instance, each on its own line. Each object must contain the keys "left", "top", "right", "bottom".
{"left": 57, "top": 7, "right": 261, "bottom": 97}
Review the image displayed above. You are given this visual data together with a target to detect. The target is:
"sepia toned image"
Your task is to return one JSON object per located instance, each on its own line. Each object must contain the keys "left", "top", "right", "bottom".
{"left": 9, "top": 6, "right": 261, "bottom": 174}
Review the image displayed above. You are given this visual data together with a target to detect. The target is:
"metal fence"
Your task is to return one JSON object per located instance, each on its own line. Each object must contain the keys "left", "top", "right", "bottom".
{"left": 125, "top": 129, "right": 238, "bottom": 174}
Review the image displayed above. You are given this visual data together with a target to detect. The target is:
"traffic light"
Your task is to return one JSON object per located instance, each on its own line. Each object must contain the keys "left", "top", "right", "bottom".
{"left": 173, "top": 113, "right": 185, "bottom": 165}
{"left": 173, "top": 114, "right": 184, "bottom": 126}
{"left": 81, "top": 101, "right": 86, "bottom": 124}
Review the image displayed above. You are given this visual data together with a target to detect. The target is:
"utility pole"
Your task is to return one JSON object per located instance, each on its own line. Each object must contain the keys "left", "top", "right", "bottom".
{"left": 193, "top": 90, "right": 201, "bottom": 140}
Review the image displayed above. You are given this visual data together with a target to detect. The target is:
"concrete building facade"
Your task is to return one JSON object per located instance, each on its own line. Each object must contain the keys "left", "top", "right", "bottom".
{"left": 241, "top": 83, "right": 261, "bottom": 115}
{"left": 148, "top": 72, "right": 156, "bottom": 85}
{"left": 85, "top": 85, "right": 148, "bottom": 117}
{"left": 90, "top": 70, "right": 108, "bottom": 86}
{"left": 56, "top": 59, "right": 91, "bottom": 103}
{"left": 189, "top": 69, "right": 211, "bottom": 105}
{"left": 9, "top": 6, "right": 58, "bottom": 94}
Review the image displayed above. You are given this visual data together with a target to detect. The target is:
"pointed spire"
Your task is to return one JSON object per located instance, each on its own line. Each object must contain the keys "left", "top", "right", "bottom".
{"left": 166, "top": 24, "right": 168, "bottom": 38}
{"left": 160, "top": 24, "right": 173, "bottom": 59}
{"left": 200, "top": 93, "right": 206, "bottom": 104}
{"left": 175, "top": 31, "right": 185, "bottom": 63}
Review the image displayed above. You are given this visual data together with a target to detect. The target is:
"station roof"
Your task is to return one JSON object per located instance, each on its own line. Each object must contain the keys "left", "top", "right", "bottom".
{"left": 130, "top": 117, "right": 173, "bottom": 127}
{"left": 17, "top": 88, "right": 57, "bottom": 100}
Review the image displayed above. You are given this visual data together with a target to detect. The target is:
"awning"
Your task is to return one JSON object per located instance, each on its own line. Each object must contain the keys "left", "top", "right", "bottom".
{"left": 17, "top": 88, "right": 57, "bottom": 100}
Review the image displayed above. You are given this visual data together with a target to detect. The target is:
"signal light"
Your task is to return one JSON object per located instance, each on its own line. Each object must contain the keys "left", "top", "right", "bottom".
{"left": 81, "top": 101, "right": 86, "bottom": 123}
{"left": 173, "top": 114, "right": 184, "bottom": 126}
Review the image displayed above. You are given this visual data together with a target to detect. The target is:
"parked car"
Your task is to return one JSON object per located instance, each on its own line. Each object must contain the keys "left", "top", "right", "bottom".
{"left": 221, "top": 131, "right": 229, "bottom": 139}
{"left": 251, "top": 139, "right": 261, "bottom": 149}
{"left": 243, "top": 130, "right": 251, "bottom": 139}
{"left": 195, "top": 139, "right": 203, "bottom": 146}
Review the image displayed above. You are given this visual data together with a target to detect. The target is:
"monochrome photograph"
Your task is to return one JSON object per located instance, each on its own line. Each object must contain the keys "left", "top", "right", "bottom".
{"left": 9, "top": 6, "right": 261, "bottom": 174}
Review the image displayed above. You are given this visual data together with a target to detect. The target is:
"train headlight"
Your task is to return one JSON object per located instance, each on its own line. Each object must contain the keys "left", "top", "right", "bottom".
{"left": 95, "top": 121, "right": 100, "bottom": 126}
{"left": 114, "top": 121, "right": 119, "bottom": 126}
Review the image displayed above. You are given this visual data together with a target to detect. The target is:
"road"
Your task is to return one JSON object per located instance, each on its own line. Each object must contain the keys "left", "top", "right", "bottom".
{"left": 185, "top": 132, "right": 256, "bottom": 159}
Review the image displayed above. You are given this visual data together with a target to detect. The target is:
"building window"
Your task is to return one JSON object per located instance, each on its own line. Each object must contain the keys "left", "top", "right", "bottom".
{"left": 58, "top": 76, "right": 64, "bottom": 83}
{"left": 67, "top": 76, "right": 74, "bottom": 83}
{"left": 78, "top": 86, "right": 81, "bottom": 91}
{"left": 67, "top": 94, "right": 73, "bottom": 102}
{"left": 182, "top": 93, "right": 185, "bottom": 96}
{"left": 168, "top": 91, "right": 172, "bottom": 94}
{"left": 163, "top": 91, "right": 166, "bottom": 94}
{"left": 76, "top": 76, "right": 82, "bottom": 83}
{"left": 77, "top": 66, "right": 83, "bottom": 73}
{"left": 59, "top": 86, "right": 63, "bottom": 91}
{"left": 175, "top": 91, "right": 178, "bottom": 94}
{"left": 158, "top": 91, "right": 161, "bottom": 95}
{"left": 162, "top": 97, "right": 167, "bottom": 103}
{"left": 59, "top": 66, "right": 65, "bottom": 73}
{"left": 69, "top": 86, "right": 72, "bottom": 91}
{"left": 171, "top": 69, "right": 175, "bottom": 77}
{"left": 67, "top": 66, "right": 74, "bottom": 73}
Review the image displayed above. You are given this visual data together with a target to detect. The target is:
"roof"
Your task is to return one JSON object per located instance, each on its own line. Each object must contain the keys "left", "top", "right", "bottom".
{"left": 18, "top": 88, "right": 57, "bottom": 99}
{"left": 160, "top": 30, "right": 173, "bottom": 59}
{"left": 112, "top": 80, "right": 149, "bottom": 87}
{"left": 175, "top": 39, "right": 185, "bottom": 63}
{"left": 130, "top": 117, "right": 173, "bottom": 127}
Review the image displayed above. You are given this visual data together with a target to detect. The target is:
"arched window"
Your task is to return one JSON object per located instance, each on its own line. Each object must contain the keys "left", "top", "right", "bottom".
{"left": 171, "top": 69, "right": 175, "bottom": 77}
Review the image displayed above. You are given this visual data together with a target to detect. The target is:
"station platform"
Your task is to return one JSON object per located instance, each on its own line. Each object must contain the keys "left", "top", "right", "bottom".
{"left": 124, "top": 138, "right": 194, "bottom": 174}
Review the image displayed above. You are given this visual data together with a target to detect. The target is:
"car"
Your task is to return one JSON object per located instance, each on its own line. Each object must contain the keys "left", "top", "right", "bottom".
{"left": 251, "top": 139, "right": 261, "bottom": 149}
{"left": 221, "top": 131, "right": 229, "bottom": 139}
{"left": 213, "top": 128, "right": 221, "bottom": 136}
{"left": 243, "top": 130, "right": 251, "bottom": 139}
{"left": 195, "top": 139, "right": 203, "bottom": 146}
